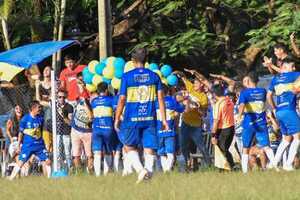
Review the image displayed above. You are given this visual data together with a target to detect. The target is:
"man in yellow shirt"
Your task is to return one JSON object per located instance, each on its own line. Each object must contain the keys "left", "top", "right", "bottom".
{"left": 174, "top": 71, "right": 211, "bottom": 168}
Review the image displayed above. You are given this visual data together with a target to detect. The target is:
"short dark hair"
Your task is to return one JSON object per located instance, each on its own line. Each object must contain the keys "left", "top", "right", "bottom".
{"left": 97, "top": 82, "right": 108, "bottom": 93}
{"left": 64, "top": 54, "right": 75, "bottom": 61}
{"left": 77, "top": 72, "right": 83, "bottom": 78}
{"left": 274, "top": 43, "right": 288, "bottom": 53}
{"left": 246, "top": 71, "right": 259, "bottom": 84}
{"left": 29, "top": 100, "right": 40, "bottom": 111}
{"left": 131, "top": 48, "right": 147, "bottom": 63}
{"left": 212, "top": 84, "right": 224, "bottom": 97}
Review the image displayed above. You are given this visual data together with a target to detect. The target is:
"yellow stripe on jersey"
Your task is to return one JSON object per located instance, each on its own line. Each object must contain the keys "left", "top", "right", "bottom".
{"left": 127, "top": 85, "right": 157, "bottom": 103}
{"left": 156, "top": 109, "right": 176, "bottom": 121}
{"left": 274, "top": 83, "right": 293, "bottom": 96}
{"left": 93, "top": 106, "right": 113, "bottom": 117}
{"left": 23, "top": 128, "right": 42, "bottom": 139}
{"left": 244, "top": 101, "right": 265, "bottom": 113}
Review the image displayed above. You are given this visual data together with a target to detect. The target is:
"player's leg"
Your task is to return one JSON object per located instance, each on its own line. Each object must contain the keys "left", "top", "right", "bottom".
{"left": 113, "top": 132, "right": 122, "bottom": 172}
{"left": 241, "top": 125, "right": 255, "bottom": 173}
{"left": 34, "top": 146, "right": 51, "bottom": 178}
{"left": 103, "top": 133, "right": 114, "bottom": 175}
{"left": 158, "top": 137, "right": 167, "bottom": 172}
{"left": 81, "top": 132, "right": 93, "bottom": 172}
{"left": 217, "top": 127, "right": 235, "bottom": 169}
{"left": 165, "top": 136, "right": 175, "bottom": 171}
{"left": 142, "top": 126, "right": 158, "bottom": 175}
{"left": 92, "top": 132, "right": 102, "bottom": 176}
{"left": 71, "top": 129, "right": 82, "bottom": 171}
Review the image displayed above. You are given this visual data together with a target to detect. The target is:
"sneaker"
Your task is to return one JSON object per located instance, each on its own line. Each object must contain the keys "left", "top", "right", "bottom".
{"left": 283, "top": 165, "right": 294, "bottom": 171}
{"left": 136, "top": 169, "right": 148, "bottom": 184}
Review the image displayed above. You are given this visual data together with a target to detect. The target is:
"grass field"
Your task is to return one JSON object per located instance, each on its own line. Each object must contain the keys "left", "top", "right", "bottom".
{"left": 1, "top": 170, "right": 300, "bottom": 200}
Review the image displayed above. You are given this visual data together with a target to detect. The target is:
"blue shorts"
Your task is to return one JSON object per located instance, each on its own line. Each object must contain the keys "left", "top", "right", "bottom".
{"left": 276, "top": 109, "right": 300, "bottom": 135}
{"left": 119, "top": 126, "right": 158, "bottom": 149}
{"left": 112, "top": 132, "right": 123, "bottom": 152}
{"left": 92, "top": 131, "right": 114, "bottom": 153}
{"left": 242, "top": 121, "right": 269, "bottom": 148}
{"left": 19, "top": 144, "right": 48, "bottom": 162}
{"left": 158, "top": 136, "right": 176, "bottom": 155}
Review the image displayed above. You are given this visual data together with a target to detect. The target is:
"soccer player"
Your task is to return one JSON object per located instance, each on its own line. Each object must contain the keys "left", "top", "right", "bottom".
{"left": 238, "top": 72, "right": 275, "bottom": 173}
{"left": 9, "top": 101, "right": 51, "bottom": 180}
{"left": 91, "top": 82, "right": 114, "bottom": 176}
{"left": 267, "top": 58, "right": 300, "bottom": 171}
{"left": 114, "top": 48, "right": 168, "bottom": 183}
{"left": 157, "top": 84, "right": 185, "bottom": 172}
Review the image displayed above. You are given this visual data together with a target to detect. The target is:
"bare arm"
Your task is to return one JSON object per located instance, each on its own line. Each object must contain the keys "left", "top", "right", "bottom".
{"left": 6, "top": 120, "right": 13, "bottom": 142}
{"left": 157, "top": 90, "right": 167, "bottom": 122}
{"left": 267, "top": 91, "right": 276, "bottom": 110}
{"left": 115, "top": 96, "right": 126, "bottom": 123}
{"left": 184, "top": 68, "right": 211, "bottom": 89}
{"left": 210, "top": 73, "right": 236, "bottom": 92}
{"left": 290, "top": 32, "right": 300, "bottom": 58}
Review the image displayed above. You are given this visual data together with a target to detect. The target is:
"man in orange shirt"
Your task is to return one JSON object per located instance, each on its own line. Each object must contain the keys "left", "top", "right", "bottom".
{"left": 211, "top": 84, "right": 235, "bottom": 169}
{"left": 59, "top": 55, "right": 87, "bottom": 106}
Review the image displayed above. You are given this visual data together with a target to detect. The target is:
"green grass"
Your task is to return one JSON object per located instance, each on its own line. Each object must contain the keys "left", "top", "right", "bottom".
{"left": 1, "top": 171, "right": 300, "bottom": 200}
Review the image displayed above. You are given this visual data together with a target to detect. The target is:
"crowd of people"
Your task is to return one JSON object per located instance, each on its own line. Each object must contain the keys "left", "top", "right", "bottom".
{"left": 1, "top": 43, "right": 300, "bottom": 183}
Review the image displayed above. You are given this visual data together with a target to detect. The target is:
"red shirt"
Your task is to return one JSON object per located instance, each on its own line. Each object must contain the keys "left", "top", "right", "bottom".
{"left": 59, "top": 65, "right": 87, "bottom": 101}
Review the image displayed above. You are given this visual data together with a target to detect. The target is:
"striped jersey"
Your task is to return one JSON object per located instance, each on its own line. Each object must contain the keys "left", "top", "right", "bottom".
{"left": 19, "top": 114, "right": 44, "bottom": 146}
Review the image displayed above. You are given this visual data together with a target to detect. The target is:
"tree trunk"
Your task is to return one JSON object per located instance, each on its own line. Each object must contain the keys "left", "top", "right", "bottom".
{"left": 98, "top": 0, "right": 112, "bottom": 59}
{"left": 1, "top": 18, "right": 10, "bottom": 50}
{"left": 56, "top": 0, "right": 66, "bottom": 72}
{"left": 52, "top": 0, "right": 60, "bottom": 71}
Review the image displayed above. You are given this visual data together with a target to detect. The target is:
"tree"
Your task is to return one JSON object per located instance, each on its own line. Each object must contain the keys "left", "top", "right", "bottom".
{"left": 0, "top": 0, "right": 14, "bottom": 50}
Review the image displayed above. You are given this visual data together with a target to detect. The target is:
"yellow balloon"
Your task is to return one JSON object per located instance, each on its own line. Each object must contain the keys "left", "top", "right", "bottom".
{"left": 124, "top": 61, "right": 135, "bottom": 73}
{"left": 153, "top": 69, "right": 162, "bottom": 79}
{"left": 86, "top": 84, "right": 97, "bottom": 92}
{"left": 88, "top": 60, "right": 99, "bottom": 74}
{"left": 162, "top": 77, "right": 168, "bottom": 85}
{"left": 111, "top": 77, "right": 121, "bottom": 90}
{"left": 103, "top": 66, "right": 115, "bottom": 79}
{"left": 106, "top": 56, "right": 116, "bottom": 68}
{"left": 145, "top": 62, "right": 150, "bottom": 69}
{"left": 92, "top": 74, "right": 103, "bottom": 86}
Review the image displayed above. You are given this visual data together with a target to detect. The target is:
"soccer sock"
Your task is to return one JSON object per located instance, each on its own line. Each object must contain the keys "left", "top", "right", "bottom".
{"left": 9, "top": 165, "right": 21, "bottom": 180}
{"left": 144, "top": 153, "right": 156, "bottom": 174}
{"left": 45, "top": 165, "right": 52, "bottom": 178}
{"left": 114, "top": 151, "right": 121, "bottom": 172}
{"left": 103, "top": 155, "right": 112, "bottom": 175}
{"left": 166, "top": 153, "right": 175, "bottom": 171}
{"left": 264, "top": 147, "right": 276, "bottom": 167}
{"left": 160, "top": 156, "right": 168, "bottom": 172}
{"left": 286, "top": 139, "right": 300, "bottom": 167}
{"left": 93, "top": 152, "right": 101, "bottom": 176}
{"left": 21, "top": 165, "right": 29, "bottom": 177}
{"left": 274, "top": 140, "right": 290, "bottom": 167}
{"left": 241, "top": 154, "right": 249, "bottom": 173}
{"left": 282, "top": 150, "right": 288, "bottom": 167}
{"left": 127, "top": 151, "right": 143, "bottom": 173}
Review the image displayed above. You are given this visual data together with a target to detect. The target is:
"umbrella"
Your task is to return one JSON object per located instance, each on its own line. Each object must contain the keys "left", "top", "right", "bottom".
{"left": 0, "top": 40, "right": 77, "bottom": 81}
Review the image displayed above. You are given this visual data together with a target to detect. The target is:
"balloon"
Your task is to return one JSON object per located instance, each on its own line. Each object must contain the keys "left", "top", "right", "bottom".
{"left": 88, "top": 60, "right": 99, "bottom": 74}
{"left": 114, "top": 68, "right": 124, "bottom": 79}
{"left": 161, "top": 64, "right": 172, "bottom": 77}
{"left": 95, "top": 62, "right": 106, "bottom": 75}
{"left": 114, "top": 57, "right": 126, "bottom": 69}
{"left": 149, "top": 63, "right": 159, "bottom": 71}
{"left": 106, "top": 56, "right": 116, "bottom": 68}
{"left": 86, "top": 84, "right": 97, "bottom": 92}
{"left": 103, "top": 66, "right": 115, "bottom": 79}
{"left": 293, "top": 78, "right": 300, "bottom": 93}
{"left": 92, "top": 74, "right": 103, "bottom": 86}
{"left": 161, "top": 77, "right": 168, "bottom": 85}
{"left": 167, "top": 74, "right": 178, "bottom": 86}
{"left": 82, "top": 66, "right": 89, "bottom": 76}
{"left": 111, "top": 77, "right": 121, "bottom": 90}
{"left": 83, "top": 70, "right": 94, "bottom": 84}
{"left": 153, "top": 69, "right": 162, "bottom": 79}
{"left": 145, "top": 62, "right": 150, "bottom": 69}
{"left": 124, "top": 61, "right": 135, "bottom": 73}
{"left": 103, "top": 77, "right": 111, "bottom": 84}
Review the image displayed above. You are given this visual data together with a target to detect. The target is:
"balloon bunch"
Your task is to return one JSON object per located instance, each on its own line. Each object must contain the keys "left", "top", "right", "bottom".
{"left": 82, "top": 56, "right": 126, "bottom": 92}
{"left": 146, "top": 63, "right": 178, "bottom": 86}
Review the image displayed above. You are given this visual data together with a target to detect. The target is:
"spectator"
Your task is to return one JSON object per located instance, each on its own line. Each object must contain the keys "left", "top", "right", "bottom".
{"left": 70, "top": 94, "right": 93, "bottom": 173}
{"left": 263, "top": 43, "right": 289, "bottom": 74}
{"left": 59, "top": 55, "right": 86, "bottom": 107}
{"left": 211, "top": 84, "right": 235, "bottom": 169}
{"left": 35, "top": 66, "right": 52, "bottom": 153}
{"left": 56, "top": 90, "right": 73, "bottom": 170}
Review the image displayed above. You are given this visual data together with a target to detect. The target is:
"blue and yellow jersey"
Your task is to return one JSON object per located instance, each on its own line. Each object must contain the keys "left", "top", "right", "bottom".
{"left": 156, "top": 96, "right": 185, "bottom": 137}
{"left": 19, "top": 114, "right": 44, "bottom": 146}
{"left": 113, "top": 94, "right": 119, "bottom": 112}
{"left": 238, "top": 87, "right": 267, "bottom": 124}
{"left": 269, "top": 72, "right": 300, "bottom": 111}
{"left": 91, "top": 95, "right": 114, "bottom": 133}
{"left": 120, "top": 68, "right": 162, "bottom": 128}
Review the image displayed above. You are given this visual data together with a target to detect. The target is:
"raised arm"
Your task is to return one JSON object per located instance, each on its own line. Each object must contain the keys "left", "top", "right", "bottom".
{"left": 290, "top": 32, "right": 300, "bottom": 58}
{"left": 210, "top": 73, "right": 236, "bottom": 92}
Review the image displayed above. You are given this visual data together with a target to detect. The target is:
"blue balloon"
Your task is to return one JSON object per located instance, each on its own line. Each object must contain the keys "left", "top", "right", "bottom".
{"left": 114, "top": 57, "right": 126, "bottom": 69}
{"left": 149, "top": 63, "right": 159, "bottom": 71}
{"left": 161, "top": 64, "right": 172, "bottom": 77}
{"left": 83, "top": 70, "right": 94, "bottom": 84}
{"left": 167, "top": 74, "right": 178, "bottom": 86}
{"left": 114, "top": 68, "right": 124, "bottom": 79}
{"left": 95, "top": 62, "right": 106, "bottom": 75}
{"left": 103, "top": 77, "right": 111, "bottom": 84}
{"left": 82, "top": 66, "right": 89, "bottom": 75}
